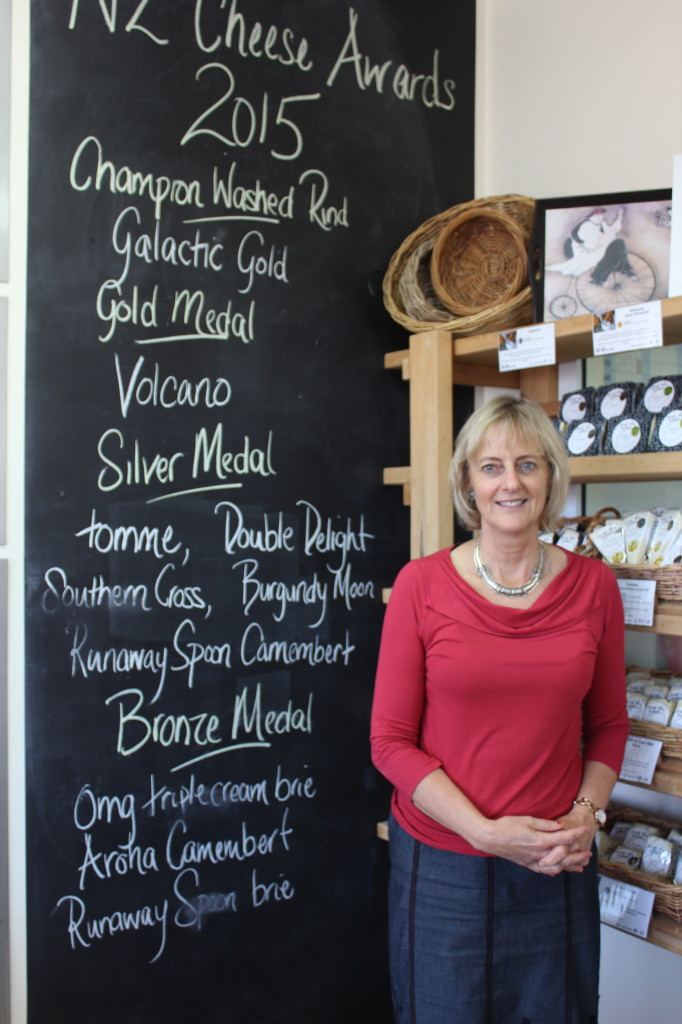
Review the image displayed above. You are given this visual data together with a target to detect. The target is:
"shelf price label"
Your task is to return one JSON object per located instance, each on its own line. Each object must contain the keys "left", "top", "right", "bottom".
{"left": 598, "top": 876, "right": 655, "bottom": 938}
{"left": 592, "top": 300, "right": 663, "bottom": 357}
{"left": 497, "top": 322, "right": 555, "bottom": 372}
{"left": 616, "top": 577, "right": 656, "bottom": 627}
{"left": 620, "top": 735, "right": 663, "bottom": 785}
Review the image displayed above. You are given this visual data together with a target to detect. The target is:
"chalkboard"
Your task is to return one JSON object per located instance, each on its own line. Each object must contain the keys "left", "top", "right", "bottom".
{"left": 25, "top": 3, "right": 474, "bottom": 1021}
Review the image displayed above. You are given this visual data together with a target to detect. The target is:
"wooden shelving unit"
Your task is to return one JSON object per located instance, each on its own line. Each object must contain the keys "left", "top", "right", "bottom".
{"left": 568, "top": 451, "right": 682, "bottom": 483}
{"left": 383, "top": 295, "right": 682, "bottom": 956}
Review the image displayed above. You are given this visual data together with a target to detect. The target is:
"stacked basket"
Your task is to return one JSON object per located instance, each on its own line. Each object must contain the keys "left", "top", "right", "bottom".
{"left": 383, "top": 194, "right": 535, "bottom": 336}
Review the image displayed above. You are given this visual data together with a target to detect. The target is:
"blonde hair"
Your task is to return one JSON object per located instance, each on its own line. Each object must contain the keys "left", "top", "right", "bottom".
{"left": 449, "top": 395, "right": 569, "bottom": 533}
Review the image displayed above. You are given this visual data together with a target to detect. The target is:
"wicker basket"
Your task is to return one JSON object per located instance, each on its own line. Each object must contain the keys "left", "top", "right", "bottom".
{"left": 626, "top": 666, "right": 682, "bottom": 759}
{"left": 397, "top": 240, "right": 452, "bottom": 324}
{"left": 431, "top": 207, "right": 529, "bottom": 316}
{"left": 599, "top": 806, "right": 682, "bottom": 922}
{"left": 383, "top": 194, "right": 535, "bottom": 336}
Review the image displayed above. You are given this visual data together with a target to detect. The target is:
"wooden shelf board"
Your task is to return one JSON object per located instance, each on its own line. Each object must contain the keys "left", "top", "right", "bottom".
{"left": 647, "top": 913, "right": 682, "bottom": 956}
{"left": 383, "top": 466, "right": 410, "bottom": 486}
{"left": 628, "top": 603, "right": 682, "bottom": 637}
{"left": 623, "top": 763, "right": 682, "bottom": 798}
{"left": 569, "top": 451, "right": 682, "bottom": 483}
{"left": 381, "top": 296, "right": 682, "bottom": 370}
{"left": 390, "top": 452, "right": 682, "bottom": 490}
{"left": 384, "top": 349, "right": 408, "bottom": 370}
{"left": 604, "top": 913, "right": 682, "bottom": 957}
{"left": 451, "top": 295, "right": 682, "bottom": 366}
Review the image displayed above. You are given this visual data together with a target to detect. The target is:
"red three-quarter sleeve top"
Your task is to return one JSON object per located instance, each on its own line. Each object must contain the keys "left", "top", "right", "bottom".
{"left": 370, "top": 547, "right": 629, "bottom": 855}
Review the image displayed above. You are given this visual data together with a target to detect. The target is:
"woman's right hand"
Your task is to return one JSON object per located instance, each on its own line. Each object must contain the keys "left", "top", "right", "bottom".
{"left": 470, "top": 815, "right": 593, "bottom": 876}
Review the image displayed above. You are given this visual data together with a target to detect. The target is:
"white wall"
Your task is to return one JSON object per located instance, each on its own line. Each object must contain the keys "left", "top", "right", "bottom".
{"left": 4, "top": 0, "right": 28, "bottom": 1019}
{"left": 477, "top": 2, "right": 682, "bottom": 1019}
{"left": 476, "top": 0, "right": 682, "bottom": 200}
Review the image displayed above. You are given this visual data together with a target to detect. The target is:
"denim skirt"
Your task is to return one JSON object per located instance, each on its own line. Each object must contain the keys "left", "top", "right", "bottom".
{"left": 388, "top": 815, "right": 600, "bottom": 1024}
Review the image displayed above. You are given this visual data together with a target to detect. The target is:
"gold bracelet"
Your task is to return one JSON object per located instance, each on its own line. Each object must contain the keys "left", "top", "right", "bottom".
{"left": 573, "top": 797, "right": 606, "bottom": 828}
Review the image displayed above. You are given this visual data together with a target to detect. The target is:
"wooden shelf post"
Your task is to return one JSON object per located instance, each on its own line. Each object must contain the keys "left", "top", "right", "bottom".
{"left": 408, "top": 331, "right": 454, "bottom": 558}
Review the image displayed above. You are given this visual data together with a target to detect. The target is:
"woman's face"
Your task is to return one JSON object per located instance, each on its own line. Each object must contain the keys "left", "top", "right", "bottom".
{"left": 468, "top": 426, "right": 550, "bottom": 538}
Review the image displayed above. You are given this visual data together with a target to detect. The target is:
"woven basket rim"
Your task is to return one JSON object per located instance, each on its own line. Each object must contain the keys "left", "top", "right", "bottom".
{"left": 610, "top": 563, "right": 682, "bottom": 575}
{"left": 382, "top": 194, "right": 535, "bottom": 335}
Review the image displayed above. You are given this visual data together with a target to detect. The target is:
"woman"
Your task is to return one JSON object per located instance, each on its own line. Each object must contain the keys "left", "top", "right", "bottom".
{"left": 371, "top": 395, "right": 628, "bottom": 1024}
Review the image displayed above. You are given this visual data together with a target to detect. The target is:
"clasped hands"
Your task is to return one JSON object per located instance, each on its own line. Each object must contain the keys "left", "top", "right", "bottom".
{"left": 475, "top": 810, "right": 597, "bottom": 876}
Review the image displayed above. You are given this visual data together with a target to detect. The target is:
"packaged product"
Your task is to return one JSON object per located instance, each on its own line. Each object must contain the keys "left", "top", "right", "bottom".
{"left": 646, "top": 509, "right": 682, "bottom": 566}
{"left": 565, "top": 419, "right": 601, "bottom": 456}
{"left": 595, "top": 831, "right": 618, "bottom": 858}
{"left": 664, "top": 528, "right": 682, "bottom": 565}
{"left": 669, "top": 701, "right": 682, "bottom": 730}
{"left": 554, "top": 523, "right": 584, "bottom": 551}
{"left": 641, "top": 836, "right": 676, "bottom": 880}
{"left": 644, "top": 681, "right": 670, "bottom": 700}
{"left": 668, "top": 677, "right": 682, "bottom": 700}
{"left": 623, "top": 823, "right": 662, "bottom": 852}
{"left": 603, "top": 412, "right": 649, "bottom": 455}
{"left": 625, "top": 691, "right": 646, "bottom": 720}
{"left": 595, "top": 381, "right": 641, "bottom": 420}
{"left": 642, "top": 698, "right": 675, "bottom": 726}
{"left": 608, "top": 822, "right": 631, "bottom": 844}
{"left": 589, "top": 519, "right": 626, "bottom": 564}
{"left": 650, "top": 405, "right": 682, "bottom": 452}
{"left": 626, "top": 670, "right": 654, "bottom": 690}
{"left": 609, "top": 846, "right": 641, "bottom": 869}
{"left": 622, "top": 511, "right": 656, "bottom": 564}
{"left": 640, "top": 374, "right": 682, "bottom": 414}
{"left": 559, "top": 387, "right": 595, "bottom": 424}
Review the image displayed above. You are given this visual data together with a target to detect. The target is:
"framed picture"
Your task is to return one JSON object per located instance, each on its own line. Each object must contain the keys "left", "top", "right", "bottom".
{"left": 529, "top": 189, "right": 672, "bottom": 323}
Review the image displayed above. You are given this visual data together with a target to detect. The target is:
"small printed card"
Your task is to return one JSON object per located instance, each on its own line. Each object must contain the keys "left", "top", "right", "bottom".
{"left": 598, "top": 876, "right": 655, "bottom": 939}
{"left": 497, "top": 322, "right": 555, "bottom": 372}
{"left": 620, "top": 735, "right": 663, "bottom": 785}
{"left": 592, "top": 300, "right": 662, "bottom": 357}
{"left": 616, "top": 577, "right": 656, "bottom": 627}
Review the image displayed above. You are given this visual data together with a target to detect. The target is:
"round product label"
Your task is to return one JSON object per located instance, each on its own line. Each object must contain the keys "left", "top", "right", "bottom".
{"left": 611, "top": 418, "right": 641, "bottom": 454}
{"left": 567, "top": 421, "right": 597, "bottom": 455}
{"left": 600, "top": 387, "right": 628, "bottom": 419}
{"left": 561, "top": 393, "right": 588, "bottom": 422}
{"left": 644, "top": 379, "right": 676, "bottom": 413}
{"left": 658, "top": 410, "right": 682, "bottom": 449}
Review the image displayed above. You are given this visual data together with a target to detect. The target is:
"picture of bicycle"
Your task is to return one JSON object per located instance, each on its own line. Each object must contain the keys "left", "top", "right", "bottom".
{"left": 531, "top": 191, "right": 671, "bottom": 323}
{"left": 547, "top": 250, "right": 655, "bottom": 319}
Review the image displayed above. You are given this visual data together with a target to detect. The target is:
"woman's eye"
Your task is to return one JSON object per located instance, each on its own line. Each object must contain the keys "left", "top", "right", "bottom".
{"left": 520, "top": 461, "right": 537, "bottom": 472}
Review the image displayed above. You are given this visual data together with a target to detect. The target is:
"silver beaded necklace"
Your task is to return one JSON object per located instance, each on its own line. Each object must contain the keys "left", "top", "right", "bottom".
{"left": 473, "top": 543, "right": 546, "bottom": 598}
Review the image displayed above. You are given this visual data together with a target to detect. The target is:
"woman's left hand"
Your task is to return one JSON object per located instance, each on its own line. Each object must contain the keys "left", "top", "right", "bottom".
{"left": 537, "top": 805, "right": 599, "bottom": 873}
